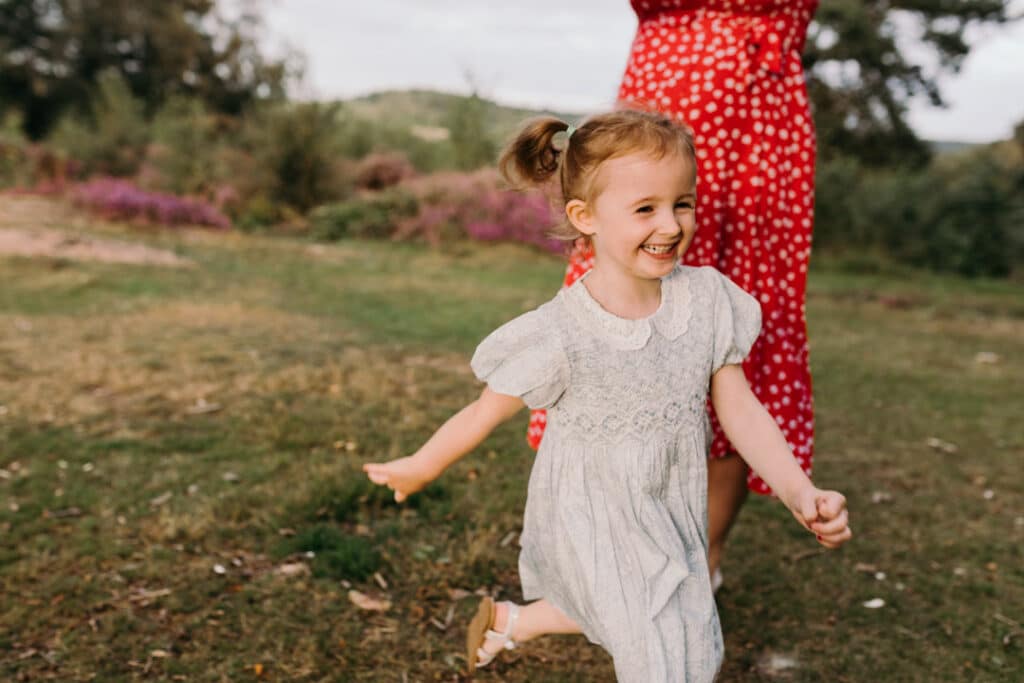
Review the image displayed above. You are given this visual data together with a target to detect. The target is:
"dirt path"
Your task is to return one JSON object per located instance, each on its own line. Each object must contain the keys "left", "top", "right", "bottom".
{"left": 0, "top": 195, "right": 192, "bottom": 267}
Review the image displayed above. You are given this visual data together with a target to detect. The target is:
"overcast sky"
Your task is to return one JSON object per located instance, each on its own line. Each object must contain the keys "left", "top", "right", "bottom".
{"left": 263, "top": 0, "right": 1024, "bottom": 143}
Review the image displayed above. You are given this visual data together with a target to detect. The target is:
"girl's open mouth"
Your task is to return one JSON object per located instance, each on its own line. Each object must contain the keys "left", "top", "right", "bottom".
{"left": 641, "top": 242, "right": 679, "bottom": 259}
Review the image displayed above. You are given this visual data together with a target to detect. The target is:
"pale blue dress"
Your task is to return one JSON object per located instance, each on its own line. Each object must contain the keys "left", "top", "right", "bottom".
{"left": 470, "top": 265, "right": 762, "bottom": 682}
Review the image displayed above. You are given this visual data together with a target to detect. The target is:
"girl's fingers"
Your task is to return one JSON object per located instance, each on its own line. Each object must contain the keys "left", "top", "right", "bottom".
{"left": 816, "top": 492, "right": 846, "bottom": 519}
{"left": 810, "top": 509, "right": 849, "bottom": 535}
{"left": 817, "top": 526, "right": 853, "bottom": 548}
{"left": 797, "top": 492, "right": 819, "bottom": 527}
{"left": 364, "top": 461, "right": 419, "bottom": 506}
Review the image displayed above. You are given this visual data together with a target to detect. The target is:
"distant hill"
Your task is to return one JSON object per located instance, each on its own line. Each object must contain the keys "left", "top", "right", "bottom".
{"left": 930, "top": 140, "right": 983, "bottom": 155}
{"left": 339, "top": 89, "right": 584, "bottom": 145}
{"left": 339, "top": 89, "right": 983, "bottom": 156}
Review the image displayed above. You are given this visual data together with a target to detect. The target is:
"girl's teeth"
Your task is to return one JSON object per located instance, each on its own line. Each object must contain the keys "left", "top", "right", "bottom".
{"left": 643, "top": 244, "right": 674, "bottom": 254}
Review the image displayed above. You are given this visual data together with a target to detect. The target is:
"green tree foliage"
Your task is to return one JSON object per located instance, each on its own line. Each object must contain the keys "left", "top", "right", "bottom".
{"left": 815, "top": 131, "right": 1024, "bottom": 278}
{"left": 806, "top": 0, "right": 1012, "bottom": 166}
{"left": 0, "top": 110, "right": 29, "bottom": 186}
{"left": 445, "top": 93, "right": 497, "bottom": 171}
{"left": 310, "top": 188, "right": 419, "bottom": 241}
{"left": 50, "top": 69, "right": 149, "bottom": 176}
{"left": 0, "top": 0, "right": 291, "bottom": 139}
{"left": 246, "top": 102, "right": 348, "bottom": 213}
{"left": 148, "top": 96, "right": 226, "bottom": 195}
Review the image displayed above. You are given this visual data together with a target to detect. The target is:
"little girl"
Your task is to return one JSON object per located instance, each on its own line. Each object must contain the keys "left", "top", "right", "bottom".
{"left": 364, "top": 109, "right": 851, "bottom": 682}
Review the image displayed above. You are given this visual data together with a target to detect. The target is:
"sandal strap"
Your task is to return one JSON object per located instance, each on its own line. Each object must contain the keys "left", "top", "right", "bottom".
{"left": 503, "top": 602, "right": 520, "bottom": 649}
{"left": 481, "top": 602, "right": 520, "bottom": 651}
{"left": 482, "top": 629, "right": 518, "bottom": 651}
{"left": 474, "top": 601, "right": 521, "bottom": 669}
{"left": 476, "top": 646, "right": 497, "bottom": 667}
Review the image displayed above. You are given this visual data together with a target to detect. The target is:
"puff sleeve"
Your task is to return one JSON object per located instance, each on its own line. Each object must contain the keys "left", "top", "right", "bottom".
{"left": 470, "top": 306, "right": 569, "bottom": 410}
{"left": 709, "top": 269, "right": 762, "bottom": 374}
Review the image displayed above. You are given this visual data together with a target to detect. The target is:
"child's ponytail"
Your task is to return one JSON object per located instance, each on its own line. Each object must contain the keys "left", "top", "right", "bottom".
{"left": 498, "top": 117, "right": 570, "bottom": 191}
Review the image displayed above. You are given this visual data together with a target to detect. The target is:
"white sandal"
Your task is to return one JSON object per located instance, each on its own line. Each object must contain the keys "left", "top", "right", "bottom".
{"left": 466, "top": 597, "right": 520, "bottom": 673}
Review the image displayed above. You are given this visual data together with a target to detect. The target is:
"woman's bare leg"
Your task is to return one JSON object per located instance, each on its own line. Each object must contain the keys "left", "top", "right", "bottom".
{"left": 707, "top": 453, "right": 749, "bottom": 578}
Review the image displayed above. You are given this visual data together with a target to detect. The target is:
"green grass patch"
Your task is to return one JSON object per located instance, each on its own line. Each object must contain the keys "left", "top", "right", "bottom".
{"left": 276, "top": 524, "right": 382, "bottom": 581}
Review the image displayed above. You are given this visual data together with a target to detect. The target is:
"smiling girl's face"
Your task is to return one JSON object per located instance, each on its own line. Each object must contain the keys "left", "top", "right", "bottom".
{"left": 568, "top": 150, "right": 697, "bottom": 283}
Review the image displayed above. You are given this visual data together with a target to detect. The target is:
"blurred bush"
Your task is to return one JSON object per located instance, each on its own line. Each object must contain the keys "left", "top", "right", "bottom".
{"left": 814, "top": 137, "right": 1023, "bottom": 278}
{"left": 244, "top": 102, "right": 350, "bottom": 214}
{"left": 396, "top": 170, "right": 561, "bottom": 251}
{"left": 310, "top": 188, "right": 419, "bottom": 241}
{"left": 0, "top": 113, "right": 32, "bottom": 188}
{"left": 145, "top": 97, "right": 227, "bottom": 197}
{"left": 0, "top": 112, "right": 77, "bottom": 191}
{"left": 312, "top": 169, "right": 562, "bottom": 253}
{"left": 927, "top": 147, "right": 1021, "bottom": 278}
{"left": 50, "top": 70, "right": 149, "bottom": 177}
{"left": 17, "top": 71, "right": 1020, "bottom": 279}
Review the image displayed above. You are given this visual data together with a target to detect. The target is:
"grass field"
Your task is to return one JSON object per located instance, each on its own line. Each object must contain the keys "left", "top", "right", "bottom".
{"left": 1, "top": 198, "right": 1022, "bottom": 681}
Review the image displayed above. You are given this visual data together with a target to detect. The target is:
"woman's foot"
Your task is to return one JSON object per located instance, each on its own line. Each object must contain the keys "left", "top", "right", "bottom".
{"left": 466, "top": 597, "right": 519, "bottom": 673}
{"left": 711, "top": 568, "right": 723, "bottom": 594}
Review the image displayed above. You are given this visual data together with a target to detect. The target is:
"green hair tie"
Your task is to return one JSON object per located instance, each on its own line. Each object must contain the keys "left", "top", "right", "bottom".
{"left": 565, "top": 124, "right": 576, "bottom": 139}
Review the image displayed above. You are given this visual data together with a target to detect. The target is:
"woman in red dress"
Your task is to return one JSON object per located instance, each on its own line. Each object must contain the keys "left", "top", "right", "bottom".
{"left": 528, "top": 0, "right": 819, "bottom": 583}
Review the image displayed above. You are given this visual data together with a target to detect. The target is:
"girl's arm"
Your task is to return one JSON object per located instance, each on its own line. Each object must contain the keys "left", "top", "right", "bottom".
{"left": 363, "top": 387, "right": 525, "bottom": 502}
{"left": 711, "top": 364, "right": 852, "bottom": 548}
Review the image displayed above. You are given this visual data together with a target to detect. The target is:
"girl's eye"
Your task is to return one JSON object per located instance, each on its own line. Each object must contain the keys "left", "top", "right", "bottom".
{"left": 636, "top": 206, "right": 653, "bottom": 213}
{"left": 675, "top": 202, "right": 694, "bottom": 210}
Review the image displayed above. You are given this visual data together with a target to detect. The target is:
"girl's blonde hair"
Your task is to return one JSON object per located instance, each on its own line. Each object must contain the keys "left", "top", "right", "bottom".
{"left": 498, "top": 107, "right": 696, "bottom": 243}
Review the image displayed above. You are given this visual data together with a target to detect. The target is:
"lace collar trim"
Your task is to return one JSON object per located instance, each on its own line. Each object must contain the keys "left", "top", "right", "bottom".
{"left": 559, "top": 266, "right": 693, "bottom": 350}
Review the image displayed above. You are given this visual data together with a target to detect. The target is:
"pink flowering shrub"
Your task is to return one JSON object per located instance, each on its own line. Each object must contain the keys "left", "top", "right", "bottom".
{"left": 70, "top": 177, "right": 231, "bottom": 229}
{"left": 463, "top": 187, "right": 565, "bottom": 253}
{"left": 396, "top": 170, "right": 565, "bottom": 253}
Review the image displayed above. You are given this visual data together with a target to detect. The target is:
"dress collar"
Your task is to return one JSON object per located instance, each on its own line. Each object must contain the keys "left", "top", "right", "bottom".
{"left": 559, "top": 266, "right": 693, "bottom": 350}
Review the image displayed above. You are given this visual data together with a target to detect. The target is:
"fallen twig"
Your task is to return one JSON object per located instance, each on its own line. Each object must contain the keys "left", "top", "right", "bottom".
{"left": 788, "top": 548, "right": 825, "bottom": 563}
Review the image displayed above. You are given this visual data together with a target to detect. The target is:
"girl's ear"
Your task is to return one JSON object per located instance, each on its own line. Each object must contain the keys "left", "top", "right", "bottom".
{"left": 566, "top": 199, "right": 596, "bottom": 236}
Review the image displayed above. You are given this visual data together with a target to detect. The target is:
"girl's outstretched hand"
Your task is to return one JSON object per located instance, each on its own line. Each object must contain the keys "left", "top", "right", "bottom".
{"left": 363, "top": 456, "right": 437, "bottom": 503}
{"left": 790, "top": 488, "right": 852, "bottom": 549}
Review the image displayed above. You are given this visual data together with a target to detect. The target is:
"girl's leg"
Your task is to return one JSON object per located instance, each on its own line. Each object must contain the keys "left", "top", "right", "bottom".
{"left": 478, "top": 598, "right": 583, "bottom": 662}
{"left": 707, "top": 453, "right": 749, "bottom": 577}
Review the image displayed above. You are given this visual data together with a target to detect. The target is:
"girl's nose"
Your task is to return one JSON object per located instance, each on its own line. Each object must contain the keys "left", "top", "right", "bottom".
{"left": 671, "top": 211, "right": 693, "bottom": 233}
{"left": 655, "top": 209, "right": 680, "bottom": 231}
{"left": 657, "top": 212, "right": 684, "bottom": 237}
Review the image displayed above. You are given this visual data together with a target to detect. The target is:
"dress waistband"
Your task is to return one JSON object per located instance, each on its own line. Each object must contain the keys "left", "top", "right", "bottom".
{"left": 635, "top": 9, "right": 810, "bottom": 83}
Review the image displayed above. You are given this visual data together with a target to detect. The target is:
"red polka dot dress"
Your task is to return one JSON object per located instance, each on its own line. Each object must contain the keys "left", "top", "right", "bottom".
{"left": 528, "top": 0, "right": 818, "bottom": 495}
